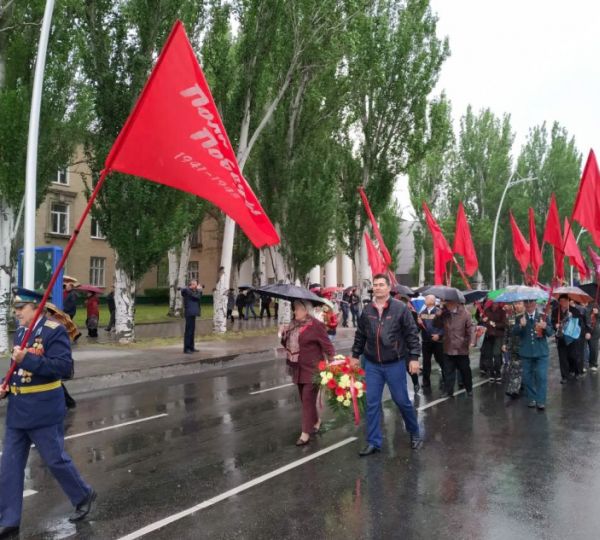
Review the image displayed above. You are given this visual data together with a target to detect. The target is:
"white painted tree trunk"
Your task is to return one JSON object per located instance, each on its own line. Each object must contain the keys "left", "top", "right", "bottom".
{"left": 341, "top": 253, "right": 353, "bottom": 288}
{"left": 213, "top": 272, "right": 228, "bottom": 334}
{"left": 0, "top": 201, "right": 14, "bottom": 354}
{"left": 168, "top": 234, "right": 191, "bottom": 317}
{"left": 324, "top": 257, "right": 338, "bottom": 287}
{"left": 358, "top": 234, "right": 371, "bottom": 301}
{"left": 418, "top": 247, "right": 426, "bottom": 287}
{"left": 114, "top": 262, "right": 136, "bottom": 343}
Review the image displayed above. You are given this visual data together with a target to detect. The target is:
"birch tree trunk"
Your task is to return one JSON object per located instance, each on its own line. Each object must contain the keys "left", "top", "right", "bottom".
{"left": 0, "top": 201, "right": 14, "bottom": 354}
{"left": 114, "top": 261, "right": 136, "bottom": 343}
{"left": 418, "top": 247, "right": 426, "bottom": 287}
{"left": 167, "top": 247, "right": 179, "bottom": 316}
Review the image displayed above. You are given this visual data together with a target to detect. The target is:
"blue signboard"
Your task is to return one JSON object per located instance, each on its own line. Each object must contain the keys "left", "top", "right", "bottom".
{"left": 17, "top": 246, "right": 64, "bottom": 310}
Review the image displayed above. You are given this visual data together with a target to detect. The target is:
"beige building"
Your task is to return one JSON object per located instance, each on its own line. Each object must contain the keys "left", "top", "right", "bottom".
{"left": 35, "top": 152, "right": 222, "bottom": 294}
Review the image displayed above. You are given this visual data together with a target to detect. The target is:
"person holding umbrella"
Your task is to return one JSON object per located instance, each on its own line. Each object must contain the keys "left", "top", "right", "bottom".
{"left": 552, "top": 293, "right": 589, "bottom": 382}
{"left": 350, "top": 273, "right": 423, "bottom": 455}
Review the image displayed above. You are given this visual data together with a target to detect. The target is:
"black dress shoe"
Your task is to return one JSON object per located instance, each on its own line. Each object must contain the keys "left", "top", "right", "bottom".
{"left": 69, "top": 489, "right": 97, "bottom": 523}
{"left": 359, "top": 444, "right": 380, "bottom": 457}
{"left": 0, "top": 526, "right": 19, "bottom": 539}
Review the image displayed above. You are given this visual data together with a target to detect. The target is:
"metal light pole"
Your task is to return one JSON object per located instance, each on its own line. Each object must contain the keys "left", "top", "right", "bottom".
{"left": 491, "top": 175, "right": 535, "bottom": 289}
{"left": 23, "top": 0, "right": 55, "bottom": 289}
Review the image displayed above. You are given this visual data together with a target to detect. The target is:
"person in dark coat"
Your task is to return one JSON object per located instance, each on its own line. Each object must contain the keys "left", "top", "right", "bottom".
{"left": 349, "top": 288, "right": 360, "bottom": 327}
{"left": 418, "top": 294, "right": 444, "bottom": 390}
{"left": 0, "top": 289, "right": 96, "bottom": 537}
{"left": 62, "top": 283, "right": 78, "bottom": 320}
{"left": 281, "top": 300, "right": 334, "bottom": 446}
{"left": 351, "top": 274, "right": 423, "bottom": 456}
{"left": 259, "top": 295, "right": 272, "bottom": 319}
{"left": 105, "top": 290, "right": 116, "bottom": 331}
{"left": 226, "top": 289, "right": 236, "bottom": 322}
{"left": 235, "top": 291, "right": 246, "bottom": 322}
{"left": 180, "top": 280, "right": 201, "bottom": 353}
{"left": 552, "top": 294, "right": 589, "bottom": 382}
{"left": 479, "top": 301, "right": 507, "bottom": 383}
{"left": 585, "top": 302, "right": 600, "bottom": 372}
{"left": 244, "top": 289, "right": 258, "bottom": 320}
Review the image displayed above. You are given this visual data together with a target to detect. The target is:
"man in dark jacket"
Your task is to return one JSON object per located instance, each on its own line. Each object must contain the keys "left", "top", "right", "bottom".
{"left": 351, "top": 273, "right": 422, "bottom": 456}
{"left": 585, "top": 303, "right": 600, "bottom": 372}
{"left": 418, "top": 294, "right": 444, "bottom": 390}
{"left": 62, "top": 283, "right": 78, "bottom": 320}
{"left": 479, "top": 302, "right": 507, "bottom": 383}
{"left": 180, "top": 280, "right": 201, "bottom": 353}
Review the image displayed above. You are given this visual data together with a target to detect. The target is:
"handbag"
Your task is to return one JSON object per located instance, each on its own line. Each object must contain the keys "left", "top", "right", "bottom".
{"left": 563, "top": 316, "right": 581, "bottom": 345}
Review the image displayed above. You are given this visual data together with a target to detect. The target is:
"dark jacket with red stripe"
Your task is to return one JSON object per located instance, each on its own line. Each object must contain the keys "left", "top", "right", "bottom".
{"left": 351, "top": 297, "right": 421, "bottom": 364}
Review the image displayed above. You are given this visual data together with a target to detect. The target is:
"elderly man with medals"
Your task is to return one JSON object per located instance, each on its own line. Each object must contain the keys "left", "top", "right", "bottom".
{"left": 512, "top": 298, "right": 554, "bottom": 411}
{"left": 0, "top": 289, "right": 96, "bottom": 538}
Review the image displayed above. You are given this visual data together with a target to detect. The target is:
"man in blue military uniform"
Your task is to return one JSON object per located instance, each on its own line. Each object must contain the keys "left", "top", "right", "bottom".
{"left": 0, "top": 289, "right": 96, "bottom": 538}
{"left": 513, "top": 298, "right": 554, "bottom": 411}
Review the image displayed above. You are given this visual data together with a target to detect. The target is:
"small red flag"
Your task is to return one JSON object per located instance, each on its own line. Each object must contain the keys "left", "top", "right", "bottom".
{"left": 543, "top": 194, "right": 563, "bottom": 250}
{"left": 572, "top": 150, "right": 600, "bottom": 247}
{"left": 509, "top": 212, "right": 530, "bottom": 274}
{"left": 422, "top": 202, "right": 453, "bottom": 285}
{"left": 358, "top": 187, "right": 392, "bottom": 266}
{"left": 554, "top": 247, "right": 565, "bottom": 281}
{"left": 364, "top": 233, "right": 387, "bottom": 276}
{"left": 452, "top": 202, "right": 478, "bottom": 276}
{"left": 528, "top": 208, "right": 543, "bottom": 282}
{"left": 588, "top": 246, "right": 600, "bottom": 275}
{"left": 563, "top": 218, "right": 589, "bottom": 280}
{"left": 104, "top": 21, "right": 279, "bottom": 248}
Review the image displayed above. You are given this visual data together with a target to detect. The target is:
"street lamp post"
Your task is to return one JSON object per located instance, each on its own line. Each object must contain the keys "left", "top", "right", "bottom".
{"left": 491, "top": 175, "right": 535, "bottom": 289}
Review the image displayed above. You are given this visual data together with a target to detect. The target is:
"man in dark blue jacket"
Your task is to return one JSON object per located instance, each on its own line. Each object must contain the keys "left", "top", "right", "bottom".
{"left": 351, "top": 274, "right": 422, "bottom": 456}
{"left": 0, "top": 289, "right": 95, "bottom": 537}
{"left": 418, "top": 294, "right": 444, "bottom": 390}
{"left": 181, "top": 280, "right": 202, "bottom": 353}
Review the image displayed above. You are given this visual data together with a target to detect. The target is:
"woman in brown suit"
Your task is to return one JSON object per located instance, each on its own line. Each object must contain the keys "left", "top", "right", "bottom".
{"left": 282, "top": 300, "right": 335, "bottom": 446}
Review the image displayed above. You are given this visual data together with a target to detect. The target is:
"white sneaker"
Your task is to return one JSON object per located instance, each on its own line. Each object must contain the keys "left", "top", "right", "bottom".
{"left": 591, "top": 366, "right": 598, "bottom": 373}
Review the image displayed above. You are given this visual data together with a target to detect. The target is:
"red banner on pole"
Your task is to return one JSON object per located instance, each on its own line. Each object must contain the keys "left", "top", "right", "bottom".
{"left": 564, "top": 217, "right": 589, "bottom": 280}
{"left": 358, "top": 187, "right": 392, "bottom": 266}
{"left": 104, "top": 21, "right": 279, "bottom": 248}
{"left": 572, "top": 149, "right": 600, "bottom": 247}
{"left": 509, "top": 212, "right": 530, "bottom": 275}
{"left": 528, "top": 208, "right": 543, "bottom": 283}
{"left": 422, "top": 202, "right": 453, "bottom": 285}
{"left": 452, "top": 202, "right": 478, "bottom": 276}
{"left": 364, "top": 233, "right": 387, "bottom": 276}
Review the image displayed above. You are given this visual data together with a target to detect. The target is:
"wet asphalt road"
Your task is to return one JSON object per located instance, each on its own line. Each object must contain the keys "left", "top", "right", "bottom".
{"left": 2, "top": 346, "right": 600, "bottom": 540}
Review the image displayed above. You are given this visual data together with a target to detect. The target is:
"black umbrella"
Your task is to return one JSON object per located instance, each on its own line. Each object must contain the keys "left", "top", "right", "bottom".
{"left": 462, "top": 290, "right": 489, "bottom": 304}
{"left": 237, "top": 284, "right": 253, "bottom": 290}
{"left": 580, "top": 283, "right": 599, "bottom": 301}
{"left": 255, "top": 284, "right": 327, "bottom": 305}
{"left": 415, "top": 285, "right": 432, "bottom": 294}
{"left": 426, "top": 285, "right": 465, "bottom": 303}
{"left": 392, "top": 284, "right": 416, "bottom": 298}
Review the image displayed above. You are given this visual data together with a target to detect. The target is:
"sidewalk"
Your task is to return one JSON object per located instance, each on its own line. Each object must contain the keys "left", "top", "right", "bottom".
{"left": 0, "top": 324, "right": 357, "bottom": 395}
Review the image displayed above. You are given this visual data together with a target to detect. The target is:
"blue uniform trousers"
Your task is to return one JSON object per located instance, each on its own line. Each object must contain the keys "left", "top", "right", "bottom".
{"left": 365, "top": 359, "right": 419, "bottom": 448}
{"left": 521, "top": 355, "right": 549, "bottom": 406}
{"left": 0, "top": 423, "right": 91, "bottom": 527}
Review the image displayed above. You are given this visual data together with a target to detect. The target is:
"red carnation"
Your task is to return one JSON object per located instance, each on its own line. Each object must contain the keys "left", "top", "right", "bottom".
{"left": 342, "top": 365, "right": 351, "bottom": 374}
{"left": 357, "top": 368, "right": 366, "bottom": 376}
{"left": 327, "top": 379, "right": 337, "bottom": 389}
{"left": 335, "top": 386, "right": 345, "bottom": 396}
{"left": 318, "top": 361, "right": 327, "bottom": 371}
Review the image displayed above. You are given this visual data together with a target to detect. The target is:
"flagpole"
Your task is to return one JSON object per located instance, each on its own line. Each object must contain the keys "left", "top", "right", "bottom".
{"left": 1, "top": 169, "right": 111, "bottom": 392}
{"left": 23, "top": 0, "right": 56, "bottom": 288}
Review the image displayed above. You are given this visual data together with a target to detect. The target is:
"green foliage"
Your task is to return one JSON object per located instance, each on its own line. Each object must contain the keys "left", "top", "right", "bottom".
{"left": 379, "top": 201, "right": 402, "bottom": 270}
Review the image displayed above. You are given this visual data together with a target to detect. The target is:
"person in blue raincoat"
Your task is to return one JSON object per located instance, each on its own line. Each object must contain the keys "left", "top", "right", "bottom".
{"left": 0, "top": 289, "right": 96, "bottom": 538}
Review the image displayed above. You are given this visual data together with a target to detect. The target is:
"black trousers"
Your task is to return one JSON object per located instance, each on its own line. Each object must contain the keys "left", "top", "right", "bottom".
{"left": 557, "top": 341, "right": 583, "bottom": 377}
{"left": 588, "top": 338, "right": 599, "bottom": 368}
{"left": 481, "top": 336, "right": 503, "bottom": 378}
{"left": 184, "top": 316, "right": 196, "bottom": 351}
{"left": 422, "top": 340, "right": 445, "bottom": 386}
{"left": 106, "top": 310, "right": 115, "bottom": 331}
{"left": 444, "top": 354, "right": 473, "bottom": 394}
{"left": 226, "top": 308, "right": 234, "bottom": 322}
{"left": 260, "top": 305, "right": 271, "bottom": 318}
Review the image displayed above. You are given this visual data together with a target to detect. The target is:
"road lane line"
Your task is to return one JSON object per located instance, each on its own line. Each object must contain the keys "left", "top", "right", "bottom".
{"left": 417, "top": 379, "right": 490, "bottom": 411}
{"left": 249, "top": 383, "right": 294, "bottom": 395}
{"left": 64, "top": 413, "right": 169, "bottom": 440}
{"left": 23, "top": 489, "right": 37, "bottom": 497}
{"left": 116, "top": 436, "right": 358, "bottom": 540}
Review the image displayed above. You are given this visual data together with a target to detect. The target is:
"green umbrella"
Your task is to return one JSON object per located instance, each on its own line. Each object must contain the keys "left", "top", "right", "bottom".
{"left": 487, "top": 288, "right": 507, "bottom": 300}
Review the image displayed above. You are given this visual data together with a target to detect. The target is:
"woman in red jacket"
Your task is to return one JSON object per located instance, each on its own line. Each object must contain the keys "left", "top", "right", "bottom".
{"left": 282, "top": 300, "right": 335, "bottom": 446}
{"left": 85, "top": 292, "right": 100, "bottom": 338}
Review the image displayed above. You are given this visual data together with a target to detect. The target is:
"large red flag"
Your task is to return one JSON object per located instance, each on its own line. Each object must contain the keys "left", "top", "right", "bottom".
{"left": 358, "top": 187, "right": 392, "bottom": 266}
{"left": 104, "top": 21, "right": 279, "bottom": 248}
{"left": 588, "top": 246, "right": 600, "bottom": 275}
{"left": 543, "top": 194, "right": 562, "bottom": 249}
{"left": 572, "top": 149, "right": 600, "bottom": 247}
{"left": 554, "top": 247, "right": 565, "bottom": 281}
{"left": 364, "top": 233, "right": 387, "bottom": 276}
{"left": 509, "top": 212, "right": 530, "bottom": 274}
{"left": 422, "top": 202, "right": 453, "bottom": 285}
{"left": 564, "top": 218, "right": 589, "bottom": 279}
{"left": 528, "top": 208, "right": 543, "bottom": 282}
{"left": 452, "top": 202, "right": 478, "bottom": 276}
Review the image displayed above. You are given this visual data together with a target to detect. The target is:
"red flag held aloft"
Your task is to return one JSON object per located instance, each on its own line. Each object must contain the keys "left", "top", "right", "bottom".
{"left": 364, "top": 233, "right": 387, "bottom": 276}
{"left": 452, "top": 202, "right": 478, "bottom": 276}
{"left": 528, "top": 208, "right": 543, "bottom": 282}
{"left": 104, "top": 21, "right": 279, "bottom": 248}
{"left": 563, "top": 218, "right": 589, "bottom": 280}
{"left": 588, "top": 246, "right": 600, "bottom": 275}
{"left": 422, "top": 202, "right": 453, "bottom": 285}
{"left": 543, "top": 194, "right": 563, "bottom": 250}
{"left": 509, "top": 212, "right": 530, "bottom": 274}
{"left": 572, "top": 149, "right": 600, "bottom": 247}
{"left": 358, "top": 187, "right": 392, "bottom": 266}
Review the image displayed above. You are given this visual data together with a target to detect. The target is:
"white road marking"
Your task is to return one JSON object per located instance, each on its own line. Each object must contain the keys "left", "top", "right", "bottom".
{"left": 418, "top": 379, "right": 490, "bottom": 411}
{"left": 249, "top": 383, "right": 294, "bottom": 395}
{"left": 116, "top": 437, "right": 358, "bottom": 540}
{"left": 23, "top": 489, "right": 37, "bottom": 497}
{"left": 64, "top": 413, "right": 169, "bottom": 440}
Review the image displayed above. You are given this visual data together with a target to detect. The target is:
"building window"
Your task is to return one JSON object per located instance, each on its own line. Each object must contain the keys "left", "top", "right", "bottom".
{"left": 190, "top": 228, "right": 200, "bottom": 248}
{"left": 89, "top": 257, "right": 106, "bottom": 287}
{"left": 90, "top": 218, "right": 105, "bottom": 239}
{"left": 50, "top": 202, "right": 69, "bottom": 235}
{"left": 187, "top": 261, "right": 199, "bottom": 283}
{"left": 55, "top": 168, "right": 69, "bottom": 185}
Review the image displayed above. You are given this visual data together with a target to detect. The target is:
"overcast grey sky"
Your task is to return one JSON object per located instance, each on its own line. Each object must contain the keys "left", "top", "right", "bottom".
{"left": 399, "top": 0, "right": 600, "bottom": 219}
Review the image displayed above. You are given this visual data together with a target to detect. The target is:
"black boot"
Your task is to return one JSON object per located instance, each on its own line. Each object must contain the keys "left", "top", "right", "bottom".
{"left": 69, "top": 489, "right": 97, "bottom": 523}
